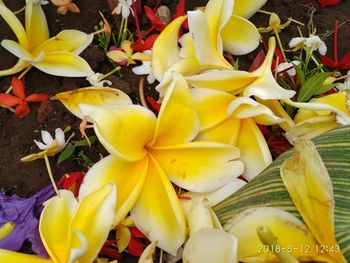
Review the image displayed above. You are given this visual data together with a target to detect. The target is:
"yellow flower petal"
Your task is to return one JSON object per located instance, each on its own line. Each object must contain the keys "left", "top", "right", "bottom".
{"left": 150, "top": 142, "right": 243, "bottom": 192}
{"left": 69, "top": 183, "right": 117, "bottom": 263}
{"left": 245, "top": 37, "right": 296, "bottom": 100}
{"left": 152, "top": 74, "right": 200, "bottom": 146}
{"left": 131, "top": 155, "right": 186, "bottom": 256}
{"left": 80, "top": 104, "right": 156, "bottom": 161}
{"left": 0, "top": 249, "right": 52, "bottom": 263}
{"left": 224, "top": 207, "right": 325, "bottom": 262}
{"left": 34, "top": 30, "right": 93, "bottom": 56}
{"left": 285, "top": 115, "right": 338, "bottom": 144}
{"left": 131, "top": 52, "right": 150, "bottom": 62}
{"left": 258, "top": 98, "right": 295, "bottom": 131}
{"left": 186, "top": 69, "right": 256, "bottom": 94}
{"left": 1, "top": 39, "right": 34, "bottom": 61}
{"left": 188, "top": 10, "right": 231, "bottom": 69}
{"left": 205, "top": 0, "right": 234, "bottom": 52}
{"left": 40, "top": 190, "right": 78, "bottom": 263}
{"left": 0, "top": 222, "right": 14, "bottom": 240}
{"left": 190, "top": 88, "right": 234, "bottom": 131}
{"left": 236, "top": 118, "right": 272, "bottom": 181}
{"left": 280, "top": 139, "right": 347, "bottom": 263}
{"left": 52, "top": 87, "right": 132, "bottom": 119}
{"left": 0, "top": 0, "right": 28, "bottom": 48}
{"left": 116, "top": 225, "right": 131, "bottom": 253}
{"left": 78, "top": 155, "right": 148, "bottom": 226}
{"left": 120, "top": 40, "right": 133, "bottom": 57}
{"left": 228, "top": 97, "right": 284, "bottom": 125}
{"left": 32, "top": 51, "right": 94, "bottom": 77}
{"left": 294, "top": 91, "right": 348, "bottom": 123}
{"left": 196, "top": 116, "right": 241, "bottom": 145}
{"left": 138, "top": 241, "right": 158, "bottom": 263}
{"left": 0, "top": 60, "right": 28, "bottom": 77}
{"left": 107, "top": 50, "right": 129, "bottom": 63}
{"left": 183, "top": 228, "right": 238, "bottom": 263}
{"left": 179, "top": 33, "right": 195, "bottom": 58}
{"left": 152, "top": 15, "right": 187, "bottom": 81}
{"left": 233, "top": 0, "right": 268, "bottom": 18}
{"left": 221, "top": 15, "right": 259, "bottom": 55}
{"left": 25, "top": 0, "right": 49, "bottom": 51}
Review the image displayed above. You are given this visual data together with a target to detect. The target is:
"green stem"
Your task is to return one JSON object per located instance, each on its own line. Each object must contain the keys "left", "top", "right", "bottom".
{"left": 117, "top": 18, "right": 125, "bottom": 46}
{"left": 257, "top": 226, "right": 299, "bottom": 263}
{"left": 274, "top": 29, "right": 287, "bottom": 62}
{"left": 44, "top": 154, "right": 60, "bottom": 197}
{"left": 13, "top": 6, "right": 25, "bottom": 15}
{"left": 97, "top": 66, "right": 121, "bottom": 81}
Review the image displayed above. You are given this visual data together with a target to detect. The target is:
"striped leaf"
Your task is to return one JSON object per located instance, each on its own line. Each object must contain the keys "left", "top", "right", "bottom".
{"left": 214, "top": 126, "right": 350, "bottom": 260}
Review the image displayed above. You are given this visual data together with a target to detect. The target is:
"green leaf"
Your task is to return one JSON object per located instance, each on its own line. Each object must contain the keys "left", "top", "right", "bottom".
{"left": 314, "top": 83, "right": 336, "bottom": 96}
{"left": 297, "top": 72, "right": 333, "bottom": 102}
{"left": 294, "top": 64, "right": 305, "bottom": 85}
{"left": 73, "top": 136, "right": 97, "bottom": 147}
{"left": 57, "top": 147, "right": 75, "bottom": 164}
{"left": 214, "top": 126, "right": 350, "bottom": 261}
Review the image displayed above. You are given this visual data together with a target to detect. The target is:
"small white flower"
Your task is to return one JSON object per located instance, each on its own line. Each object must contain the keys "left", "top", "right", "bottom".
{"left": 336, "top": 71, "right": 350, "bottom": 91}
{"left": 132, "top": 50, "right": 155, "bottom": 84}
{"left": 289, "top": 34, "right": 327, "bottom": 55}
{"left": 86, "top": 72, "right": 112, "bottom": 87}
{"left": 34, "top": 128, "right": 66, "bottom": 151}
{"left": 113, "top": 0, "right": 135, "bottom": 18}
{"left": 41, "top": 0, "right": 49, "bottom": 4}
{"left": 276, "top": 60, "right": 301, "bottom": 76}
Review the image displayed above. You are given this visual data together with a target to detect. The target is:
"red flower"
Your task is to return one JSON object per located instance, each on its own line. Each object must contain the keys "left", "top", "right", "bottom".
{"left": 57, "top": 171, "right": 86, "bottom": 197}
{"left": 318, "top": 0, "right": 342, "bottom": 8}
{"left": 0, "top": 77, "right": 49, "bottom": 118}
{"left": 320, "top": 20, "right": 350, "bottom": 70}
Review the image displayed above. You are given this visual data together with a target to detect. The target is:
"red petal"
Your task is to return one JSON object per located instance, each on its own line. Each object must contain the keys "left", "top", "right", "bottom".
{"left": 127, "top": 238, "right": 145, "bottom": 256}
{"left": 318, "top": 0, "right": 342, "bottom": 8}
{"left": 274, "top": 48, "right": 285, "bottom": 64}
{"left": 15, "top": 102, "right": 30, "bottom": 118}
{"left": 248, "top": 49, "right": 265, "bottom": 72}
{"left": 130, "top": 227, "right": 147, "bottom": 239}
{"left": 144, "top": 6, "right": 165, "bottom": 31}
{"left": 61, "top": 172, "right": 86, "bottom": 197}
{"left": 25, "top": 93, "right": 49, "bottom": 102}
{"left": 172, "top": 0, "right": 186, "bottom": 19}
{"left": 11, "top": 76, "right": 26, "bottom": 99}
{"left": 99, "top": 247, "right": 122, "bottom": 259}
{"left": 132, "top": 34, "right": 159, "bottom": 52}
{"left": 320, "top": 55, "right": 338, "bottom": 68}
{"left": 339, "top": 52, "right": 350, "bottom": 69}
{"left": 0, "top": 94, "right": 21, "bottom": 107}
{"left": 146, "top": 96, "right": 161, "bottom": 112}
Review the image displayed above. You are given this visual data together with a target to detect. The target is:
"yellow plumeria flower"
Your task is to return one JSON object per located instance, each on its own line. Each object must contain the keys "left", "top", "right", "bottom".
{"left": 107, "top": 40, "right": 150, "bottom": 65}
{"left": 0, "top": 183, "right": 117, "bottom": 263}
{"left": 78, "top": 74, "right": 243, "bottom": 255}
{"left": 152, "top": 0, "right": 261, "bottom": 87}
{"left": 285, "top": 91, "right": 350, "bottom": 143}
{"left": 0, "top": 0, "right": 93, "bottom": 77}
{"left": 191, "top": 87, "right": 284, "bottom": 181}
{"left": 258, "top": 12, "right": 291, "bottom": 34}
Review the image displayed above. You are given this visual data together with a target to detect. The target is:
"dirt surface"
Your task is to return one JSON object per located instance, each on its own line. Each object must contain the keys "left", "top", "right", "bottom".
{"left": 0, "top": 0, "right": 350, "bottom": 260}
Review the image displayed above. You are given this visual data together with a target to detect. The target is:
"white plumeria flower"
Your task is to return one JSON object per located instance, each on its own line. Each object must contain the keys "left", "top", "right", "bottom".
{"left": 34, "top": 128, "right": 66, "bottom": 151}
{"left": 336, "top": 71, "right": 350, "bottom": 91}
{"left": 86, "top": 72, "right": 112, "bottom": 87}
{"left": 132, "top": 50, "right": 156, "bottom": 84}
{"left": 276, "top": 60, "right": 301, "bottom": 76}
{"left": 112, "top": 0, "right": 135, "bottom": 18}
{"left": 289, "top": 34, "right": 327, "bottom": 55}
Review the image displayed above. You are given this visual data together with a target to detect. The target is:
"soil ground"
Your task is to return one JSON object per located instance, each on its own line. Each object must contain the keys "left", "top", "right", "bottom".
{"left": 0, "top": 0, "right": 349, "bottom": 260}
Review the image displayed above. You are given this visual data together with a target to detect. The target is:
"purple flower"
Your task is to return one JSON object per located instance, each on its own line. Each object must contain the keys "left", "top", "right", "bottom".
{"left": 0, "top": 185, "right": 56, "bottom": 257}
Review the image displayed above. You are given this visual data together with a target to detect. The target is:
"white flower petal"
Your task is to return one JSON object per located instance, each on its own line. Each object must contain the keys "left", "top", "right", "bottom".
{"left": 41, "top": 130, "right": 53, "bottom": 146}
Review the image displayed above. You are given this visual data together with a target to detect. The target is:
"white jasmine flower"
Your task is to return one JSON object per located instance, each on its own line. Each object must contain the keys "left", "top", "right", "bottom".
{"left": 289, "top": 34, "right": 327, "bottom": 55}
{"left": 132, "top": 50, "right": 156, "bottom": 84}
{"left": 336, "top": 71, "right": 350, "bottom": 91}
{"left": 86, "top": 72, "right": 112, "bottom": 87}
{"left": 34, "top": 128, "right": 66, "bottom": 151}
{"left": 276, "top": 60, "right": 301, "bottom": 76}
{"left": 112, "top": 0, "right": 135, "bottom": 18}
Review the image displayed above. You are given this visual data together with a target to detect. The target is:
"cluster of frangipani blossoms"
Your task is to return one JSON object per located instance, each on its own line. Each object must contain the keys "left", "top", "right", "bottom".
{"left": 1, "top": 0, "right": 350, "bottom": 262}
